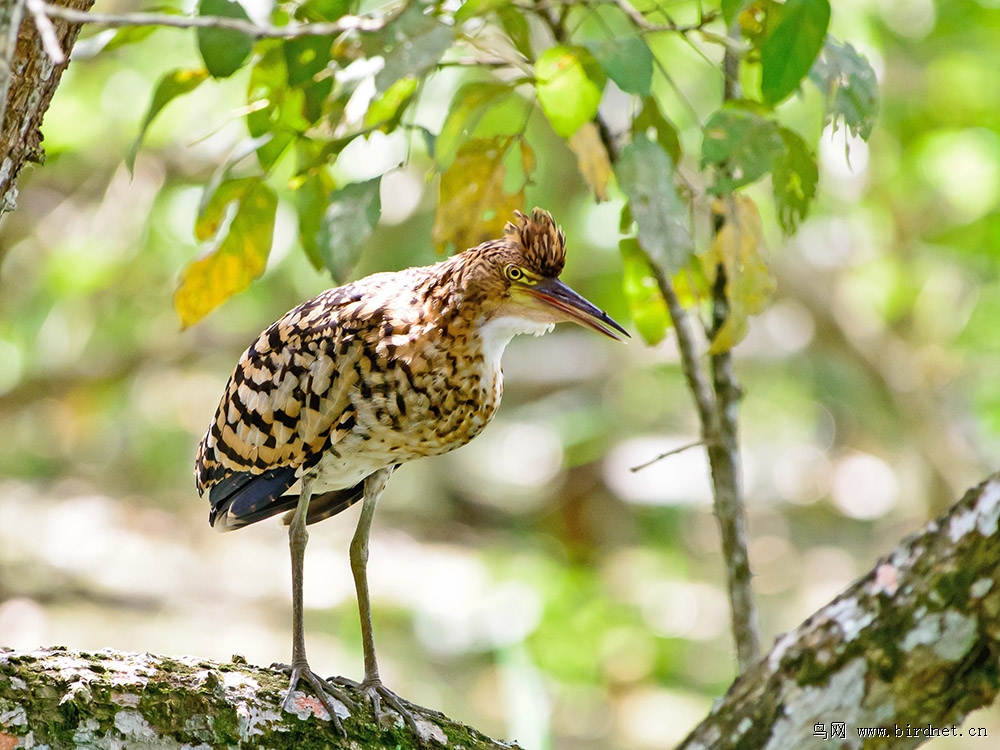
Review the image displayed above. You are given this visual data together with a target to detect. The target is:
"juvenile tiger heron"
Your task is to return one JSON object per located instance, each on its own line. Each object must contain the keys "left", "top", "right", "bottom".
{"left": 196, "top": 208, "right": 628, "bottom": 734}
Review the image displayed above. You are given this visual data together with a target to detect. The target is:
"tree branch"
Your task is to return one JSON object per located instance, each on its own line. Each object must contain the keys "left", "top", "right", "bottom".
{"left": 0, "top": 649, "right": 519, "bottom": 749}
{"left": 25, "top": 0, "right": 64, "bottom": 63}
{"left": 677, "top": 473, "right": 1000, "bottom": 749}
{"left": 36, "top": 1, "right": 407, "bottom": 39}
{"left": 4, "top": 477, "right": 999, "bottom": 749}
{"left": 0, "top": 0, "right": 93, "bottom": 216}
{"left": 0, "top": 0, "right": 26, "bottom": 126}
{"left": 701, "top": 27, "right": 761, "bottom": 674}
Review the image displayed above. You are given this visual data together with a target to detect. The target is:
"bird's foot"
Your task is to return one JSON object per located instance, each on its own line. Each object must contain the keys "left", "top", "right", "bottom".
{"left": 272, "top": 661, "right": 355, "bottom": 735}
{"left": 327, "top": 674, "right": 446, "bottom": 741}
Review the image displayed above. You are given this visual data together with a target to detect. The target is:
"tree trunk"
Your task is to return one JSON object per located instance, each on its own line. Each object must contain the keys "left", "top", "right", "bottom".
{"left": 0, "top": 0, "right": 93, "bottom": 215}
{"left": 678, "top": 474, "right": 1000, "bottom": 750}
{"left": 0, "top": 648, "right": 519, "bottom": 749}
{"left": 4, "top": 476, "right": 999, "bottom": 749}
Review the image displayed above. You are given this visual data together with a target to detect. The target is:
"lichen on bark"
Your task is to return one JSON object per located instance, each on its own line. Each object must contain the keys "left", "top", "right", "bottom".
{"left": 675, "top": 474, "right": 1000, "bottom": 750}
{"left": 0, "top": 647, "right": 519, "bottom": 749}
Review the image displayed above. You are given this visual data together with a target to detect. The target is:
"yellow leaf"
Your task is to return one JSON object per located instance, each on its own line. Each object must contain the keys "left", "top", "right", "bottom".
{"left": 175, "top": 178, "right": 277, "bottom": 327}
{"left": 519, "top": 138, "right": 537, "bottom": 179}
{"left": 433, "top": 136, "right": 524, "bottom": 254}
{"left": 568, "top": 122, "right": 612, "bottom": 202}
{"left": 702, "top": 195, "right": 775, "bottom": 353}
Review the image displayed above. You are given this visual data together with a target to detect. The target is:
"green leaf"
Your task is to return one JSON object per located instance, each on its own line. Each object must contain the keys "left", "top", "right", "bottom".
{"left": 128, "top": 68, "right": 209, "bottom": 174}
{"left": 317, "top": 178, "right": 382, "bottom": 282}
{"left": 535, "top": 45, "right": 606, "bottom": 138}
{"left": 701, "top": 108, "right": 786, "bottom": 193}
{"left": 773, "top": 127, "right": 818, "bottom": 234}
{"left": 436, "top": 81, "right": 514, "bottom": 168}
{"left": 283, "top": 35, "right": 335, "bottom": 124}
{"left": 619, "top": 238, "right": 670, "bottom": 345}
{"left": 702, "top": 196, "right": 775, "bottom": 353}
{"left": 283, "top": 35, "right": 332, "bottom": 87}
{"left": 584, "top": 36, "right": 653, "bottom": 96}
{"left": 434, "top": 136, "right": 524, "bottom": 254}
{"left": 364, "top": 76, "right": 419, "bottom": 132}
{"left": 809, "top": 38, "right": 879, "bottom": 140}
{"left": 619, "top": 202, "right": 632, "bottom": 234}
{"left": 616, "top": 136, "right": 694, "bottom": 274}
{"left": 632, "top": 96, "right": 681, "bottom": 164}
{"left": 246, "top": 44, "right": 302, "bottom": 170}
{"left": 197, "top": 0, "right": 254, "bottom": 79}
{"left": 722, "top": 0, "right": 756, "bottom": 27}
{"left": 84, "top": 5, "right": 182, "bottom": 53}
{"left": 375, "top": 6, "right": 454, "bottom": 91}
{"left": 295, "top": 170, "right": 334, "bottom": 271}
{"left": 760, "top": 0, "right": 830, "bottom": 104}
{"left": 176, "top": 177, "right": 277, "bottom": 327}
{"left": 498, "top": 5, "right": 531, "bottom": 58}
{"left": 100, "top": 25, "right": 159, "bottom": 53}
{"left": 454, "top": 0, "right": 508, "bottom": 24}
{"left": 295, "top": 0, "right": 353, "bottom": 23}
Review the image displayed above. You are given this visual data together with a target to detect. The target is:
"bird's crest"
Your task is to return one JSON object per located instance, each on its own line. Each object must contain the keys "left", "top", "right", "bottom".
{"left": 505, "top": 208, "right": 566, "bottom": 277}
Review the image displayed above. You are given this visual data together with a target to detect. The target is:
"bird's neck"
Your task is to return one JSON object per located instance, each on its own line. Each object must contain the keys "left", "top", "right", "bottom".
{"left": 475, "top": 315, "right": 554, "bottom": 374}
{"left": 421, "top": 251, "right": 554, "bottom": 371}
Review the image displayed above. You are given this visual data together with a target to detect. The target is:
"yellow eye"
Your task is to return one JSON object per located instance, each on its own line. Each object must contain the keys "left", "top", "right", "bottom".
{"left": 505, "top": 265, "right": 526, "bottom": 282}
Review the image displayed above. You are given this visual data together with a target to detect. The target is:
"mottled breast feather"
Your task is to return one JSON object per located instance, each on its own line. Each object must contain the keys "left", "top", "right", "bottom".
{"left": 195, "top": 281, "right": 385, "bottom": 526}
{"left": 195, "top": 255, "right": 510, "bottom": 530}
{"left": 196, "top": 209, "right": 572, "bottom": 530}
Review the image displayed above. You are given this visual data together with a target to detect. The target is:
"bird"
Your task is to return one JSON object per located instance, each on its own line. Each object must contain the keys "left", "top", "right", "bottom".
{"left": 194, "top": 207, "right": 628, "bottom": 736}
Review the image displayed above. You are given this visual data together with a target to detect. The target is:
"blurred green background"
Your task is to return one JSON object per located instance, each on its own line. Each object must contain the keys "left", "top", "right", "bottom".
{"left": 2, "top": 0, "right": 1000, "bottom": 747}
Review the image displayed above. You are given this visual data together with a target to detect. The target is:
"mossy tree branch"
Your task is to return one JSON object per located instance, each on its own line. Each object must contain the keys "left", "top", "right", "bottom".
{"left": 678, "top": 474, "right": 1000, "bottom": 749}
{"left": 0, "top": 649, "right": 519, "bottom": 749}
{"left": 4, "top": 476, "right": 999, "bottom": 749}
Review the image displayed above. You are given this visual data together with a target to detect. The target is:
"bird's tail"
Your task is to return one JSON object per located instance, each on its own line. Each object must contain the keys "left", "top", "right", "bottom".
{"left": 280, "top": 484, "right": 365, "bottom": 526}
{"left": 208, "top": 465, "right": 364, "bottom": 530}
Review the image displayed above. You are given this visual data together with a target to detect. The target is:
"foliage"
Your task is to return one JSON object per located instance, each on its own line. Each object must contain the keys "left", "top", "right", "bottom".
{"left": 121, "top": 0, "right": 877, "bottom": 343}
{"left": 10, "top": 0, "right": 1000, "bottom": 747}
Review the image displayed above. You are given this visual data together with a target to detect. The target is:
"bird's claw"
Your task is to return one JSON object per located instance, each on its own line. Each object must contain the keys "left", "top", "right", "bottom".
{"left": 328, "top": 674, "right": 445, "bottom": 741}
{"left": 272, "top": 662, "right": 355, "bottom": 735}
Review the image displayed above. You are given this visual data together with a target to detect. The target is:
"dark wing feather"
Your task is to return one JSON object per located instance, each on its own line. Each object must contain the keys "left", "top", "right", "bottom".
{"left": 209, "top": 462, "right": 366, "bottom": 530}
{"left": 196, "top": 285, "right": 376, "bottom": 522}
{"left": 209, "top": 465, "right": 301, "bottom": 530}
{"left": 279, "top": 483, "right": 367, "bottom": 527}
{"left": 211, "top": 479, "right": 366, "bottom": 534}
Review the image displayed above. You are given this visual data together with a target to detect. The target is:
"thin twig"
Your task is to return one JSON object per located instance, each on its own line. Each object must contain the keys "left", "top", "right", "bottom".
{"left": 36, "top": 1, "right": 407, "bottom": 39}
{"left": 27, "top": 0, "right": 66, "bottom": 64}
{"left": 630, "top": 440, "right": 706, "bottom": 472}
{"left": 704, "top": 25, "right": 760, "bottom": 674}
{"left": 613, "top": 0, "right": 719, "bottom": 33}
{"left": 653, "top": 266, "right": 718, "bottom": 433}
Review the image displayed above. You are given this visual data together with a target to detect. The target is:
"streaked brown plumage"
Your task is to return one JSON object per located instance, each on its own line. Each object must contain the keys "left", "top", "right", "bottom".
{"left": 195, "top": 208, "right": 628, "bottom": 735}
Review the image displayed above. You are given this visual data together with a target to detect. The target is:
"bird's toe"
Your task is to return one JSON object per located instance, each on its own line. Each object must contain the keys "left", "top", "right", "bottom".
{"left": 277, "top": 662, "right": 354, "bottom": 735}
{"left": 357, "top": 679, "right": 447, "bottom": 743}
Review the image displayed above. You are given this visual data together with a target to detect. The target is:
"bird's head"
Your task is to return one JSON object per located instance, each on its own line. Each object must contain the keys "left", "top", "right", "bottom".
{"left": 471, "top": 208, "right": 629, "bottom": 341}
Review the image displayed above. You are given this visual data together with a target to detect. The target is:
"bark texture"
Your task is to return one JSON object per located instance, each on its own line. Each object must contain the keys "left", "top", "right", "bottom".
{"left": 0, "top": 648, "right": 519, "bottom": 749}
{"left": 4, "top": 477, "right": 999, "bottom": 749}
{"left": 0, "top": 0, "right": 93, "bottom": 215}
{"left": 678, "top": 474, "right": 1000, "bottom": 750}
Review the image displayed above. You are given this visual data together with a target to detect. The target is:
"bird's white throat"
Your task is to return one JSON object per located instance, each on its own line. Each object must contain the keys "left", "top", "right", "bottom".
{"left": 477, "top": 315, "right": 554, "bottom": 372}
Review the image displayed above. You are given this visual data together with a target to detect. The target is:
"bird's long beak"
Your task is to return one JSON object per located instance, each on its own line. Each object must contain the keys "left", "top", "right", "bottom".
{"left": 526, "top": 278, "right": 630, "bottom": 341}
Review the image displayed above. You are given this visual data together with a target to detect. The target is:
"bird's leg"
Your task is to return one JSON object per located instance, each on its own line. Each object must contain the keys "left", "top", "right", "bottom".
{"left": 352, "top": 468, "right": 390, "bottom": 687}
{"left": 340, "top": 466, "right": 445, "bottom": 734}
{"left": 277, "top": 475, "right": 354, "bottom": 733}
